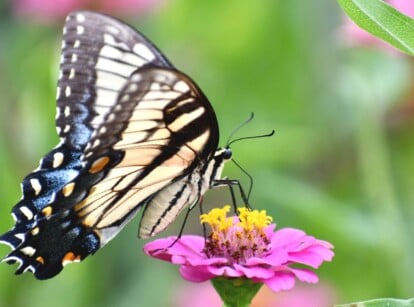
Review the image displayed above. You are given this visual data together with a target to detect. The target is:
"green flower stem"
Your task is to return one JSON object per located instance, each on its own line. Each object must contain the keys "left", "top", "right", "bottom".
{"left": 211, "top": 277, "right": 263, "bottom": 307}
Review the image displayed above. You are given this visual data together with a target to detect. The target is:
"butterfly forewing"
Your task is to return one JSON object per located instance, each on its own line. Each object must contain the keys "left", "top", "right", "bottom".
{"left": 77, "top": 68, "right": 218, "bottom": 241}
{"left": 57, "top": 11, "right": 172, "bottom": 150}
{"left": 0, "top": 11, "right": 226, "bottom": 279}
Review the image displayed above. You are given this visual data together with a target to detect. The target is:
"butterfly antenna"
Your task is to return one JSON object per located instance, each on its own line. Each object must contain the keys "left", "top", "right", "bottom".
{"left": 225, "top": 112, "right": 255, "bottom": 147}
{"left": 163, "top": 199, "right": 201, "bottom": 249}
{"left": 227, "top": 129, "right": 275, "bottom": 148}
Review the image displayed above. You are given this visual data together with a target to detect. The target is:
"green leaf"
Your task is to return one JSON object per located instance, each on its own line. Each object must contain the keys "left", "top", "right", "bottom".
{"left": 338, "top": 0, "right": 414, "bottom": 55}
{"left": 336, "top": 297, "right": 414, "bottom": 307}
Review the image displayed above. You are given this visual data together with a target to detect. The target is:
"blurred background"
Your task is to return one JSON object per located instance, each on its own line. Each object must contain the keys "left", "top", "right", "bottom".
{"left": 0, "top": 0, "right": 413, "bottom": 306}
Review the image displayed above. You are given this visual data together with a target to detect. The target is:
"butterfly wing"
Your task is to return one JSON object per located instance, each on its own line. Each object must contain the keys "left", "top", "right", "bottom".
{"left": 1, "top": 65, "right": 218, "bottom": 279}
{"left": 0, "top": 11, "right": 218, "bottom": 279}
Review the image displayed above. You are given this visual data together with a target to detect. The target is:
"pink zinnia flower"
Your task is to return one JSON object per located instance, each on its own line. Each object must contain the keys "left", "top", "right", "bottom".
{"left": 144, "top": 206, "right": 334, "bottom": 293}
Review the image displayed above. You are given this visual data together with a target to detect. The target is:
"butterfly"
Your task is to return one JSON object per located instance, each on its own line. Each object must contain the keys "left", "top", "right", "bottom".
{"left": 0, "top": 11, "right": 239, "bottom": 279}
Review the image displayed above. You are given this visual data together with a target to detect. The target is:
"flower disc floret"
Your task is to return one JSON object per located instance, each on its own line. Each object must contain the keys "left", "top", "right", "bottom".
{"left": 200, "top": 206, "right": 273, "bottom": 264}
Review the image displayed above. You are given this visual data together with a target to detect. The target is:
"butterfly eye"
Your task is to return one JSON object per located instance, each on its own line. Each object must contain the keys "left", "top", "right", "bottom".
{"left": 223, "top": 148, "right": 232, "bottom": 160}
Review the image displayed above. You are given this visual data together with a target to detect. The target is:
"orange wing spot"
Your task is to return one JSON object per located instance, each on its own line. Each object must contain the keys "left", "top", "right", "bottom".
{"left": 62, "top": 252, "right": 82, "bottom": 266}
{"left": 89, "top": 156, "right": 110, "bottom": 174}
{"left": 41, "top": 206, "right": 53, "bottom": 217}
{"left": 62, "top": 182, "right": 75, "bottom": 197}
{"left": 36, "top": 256, "right": 45, "bottom": 264}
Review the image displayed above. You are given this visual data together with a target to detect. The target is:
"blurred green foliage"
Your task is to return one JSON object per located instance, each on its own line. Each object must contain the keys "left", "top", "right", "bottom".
{"left": 0, "top": 1, "right": 413, "bottom": 306}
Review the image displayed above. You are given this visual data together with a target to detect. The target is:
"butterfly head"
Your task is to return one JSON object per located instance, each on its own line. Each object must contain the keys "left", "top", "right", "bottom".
{"left": 214, "top": 147, "right": 232, "bottom": 163}
{"left": 205, "top": 147, "right": 232, "bottom": 185}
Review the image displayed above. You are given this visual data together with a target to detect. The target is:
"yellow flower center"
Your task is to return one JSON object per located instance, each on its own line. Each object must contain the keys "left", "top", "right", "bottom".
{"left": 200, "top": 206, "right": 273, "bottom": 264}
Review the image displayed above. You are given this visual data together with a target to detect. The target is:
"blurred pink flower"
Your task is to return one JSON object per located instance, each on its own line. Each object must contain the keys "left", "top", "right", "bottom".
{"left": 144, "top": 206, "right": 334, "bottom": 293}
{"left": 342, "top": 0, "right": 414, "bottom": 52}
{"left": 252, "top": 283, "right": 338, "bottom": 307}
{"left": 13, "top": 0, "right": 163, "bottom": 22}
{"left": 174, "top": 282, "right": 338, "bottom": 307}
{"left": 174, "top": 283, "right": 222, "bottom": 307}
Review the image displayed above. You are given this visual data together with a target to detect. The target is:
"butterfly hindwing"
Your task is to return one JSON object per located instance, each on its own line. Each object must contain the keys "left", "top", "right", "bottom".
{"left": 0, "top": 144, "right": 84, "bottom": 277}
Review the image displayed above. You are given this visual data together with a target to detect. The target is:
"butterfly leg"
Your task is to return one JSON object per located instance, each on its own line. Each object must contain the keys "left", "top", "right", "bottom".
{"left": 227, "top": 183, "right": 238, "bottom": 213}
{"left": 212, "top": 178, "right": 251, "bottom": 211}
{"left": 197, "top": 196, "right": 209, "bottom": 243}
{"left": 165, "top": 197, "right": 201, "bottom": 248}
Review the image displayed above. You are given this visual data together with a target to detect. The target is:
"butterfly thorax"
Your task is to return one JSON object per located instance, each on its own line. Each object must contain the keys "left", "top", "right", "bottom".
{"left": 138, "top": 147, "right": 232, "bottom": 238}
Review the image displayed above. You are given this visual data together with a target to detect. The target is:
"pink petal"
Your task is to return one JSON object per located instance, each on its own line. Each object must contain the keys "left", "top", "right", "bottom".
{"left": 184, "top": 256, "right": 229, "bottom": 267}
{"left": 289, "top": 238, "right": 333, "bottom": 254}
{"left": 207, "top": 265, "right": 244, "bottom": 278}
{"left": 143, "top": 236, "right": 205, "bottom": 261}
{"left": 170, "top": 255, "right": 190, "bottom": 265}
{"left": 288, "top": 248, "right": 334, "bottom": 268}
{"left": 179, "top": 265, "right": 215, "bottom": 282}
{"left": 288, "top": 252, "right": 323, "bottom": 268}
{"left": 246, "top": 249, "right": 288, "bottom": 266}
{"left": 167, "top": 236, "right": 206, "bottom": 254}
{"left": 262, "top": 271, "right": 296, "bottom": 292}
{"left": 233, "top": 263, "right": 275, "bottom": 279}
{"left": 270, "top": 228, "right": 307, "bottom": 249}
{"left": 289, "top": 268, "right": 319, "bottom": 284}
{"left": 287, "top": 241, "right": 334, "bottom": 267}
{"left": 143, "top": 240, "right": 174, "bottom": 262}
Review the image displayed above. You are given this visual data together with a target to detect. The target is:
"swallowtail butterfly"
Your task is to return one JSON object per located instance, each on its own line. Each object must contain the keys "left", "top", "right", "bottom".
{"left": 0, "top": 11, "right": 238, "bottom": 279}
